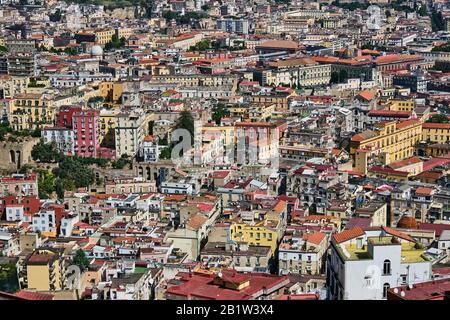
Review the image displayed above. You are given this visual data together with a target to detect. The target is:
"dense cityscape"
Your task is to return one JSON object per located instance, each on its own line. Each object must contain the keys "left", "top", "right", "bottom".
{"left": 1, "top": 0, "right": 450, "bottom": 302}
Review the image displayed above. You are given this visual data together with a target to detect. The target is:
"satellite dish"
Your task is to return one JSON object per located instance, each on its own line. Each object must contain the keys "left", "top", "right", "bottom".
{"left": 218, "top": 272, "right": 223, "bottom": 278}
{"left": 400, "top": 291, "right": 405, "bottom": 297}
{"left": 393, "top": 288, "right": 398, "bottom": 294}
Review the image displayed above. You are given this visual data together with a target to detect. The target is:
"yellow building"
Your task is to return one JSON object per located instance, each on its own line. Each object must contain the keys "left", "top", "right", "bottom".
{"left": 251, "top": 91, "right": 295, "bottom": 113}
{"left": 26, "top": 249, "right": 63, "bottom": 291}
{"left": 229, "top": 105, "right": 248, "bottom": 118}
{"left": 385, "top": 99, "right": 416, "bottom": 112}
{"left": 99, "top": 109, "right": 120, "bottom": 147}
{"left": 260, "top": 58, "right": 332, "bottom": 88}
{"left": 425, "top": 143, "right": 450, "bottom": 157}
{"left": 116, "top": 27, "right": 132, "bottom": 40}
{"left": 249, "top": 103, "right": 276, "bottom": 121}
{"left": 0, "top": 75, "right": 28, "bottom": 99}
{"left": 350, "top": 119, "right": 422, "bottom": 174}
{"left": 9, "top": 93, "right": 56, "bottom": 130}
{"left": 149, "top": 74, "right": 238, "bottom": 88}
{"left": 99, "top": 81, "right": 123, "bottom": 105}
{"left": 422, "top": 122, "right": 450, "bottom": 143}
{"left": 202, "top": 125, "right": 235, "bottom": 147}
{"left": 94, "top": 28, "right": 115, "bottom": 45}
{"left": 388, "top": 156, "right": 423, "bottom": 176}
{"left": 229, "top": 223, "right": 278, "bottom": 254}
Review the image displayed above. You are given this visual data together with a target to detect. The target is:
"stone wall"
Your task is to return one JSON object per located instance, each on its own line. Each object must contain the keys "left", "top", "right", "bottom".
{"left": 0, "top": 137, "right": 40, "bottom": 172}
{"left": 104, "top": 6, "right": 142, "bottom": 19}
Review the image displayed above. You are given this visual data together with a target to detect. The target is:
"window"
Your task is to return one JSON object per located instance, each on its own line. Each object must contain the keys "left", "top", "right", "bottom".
{"left": 383, "top": 283, "right": 390, "bottom": 299}
{"left": 383, "top": 260, "right": 391, "bottom": 275}
{"left": 401, "top": 275, "right": 407, "bottom": 284}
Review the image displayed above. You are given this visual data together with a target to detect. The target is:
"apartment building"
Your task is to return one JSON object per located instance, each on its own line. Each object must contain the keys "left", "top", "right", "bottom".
{"left": 42, "top": 127, "right": 75, "bottom": 156}
{"left": 234, "top": 121, "right": 286, "bottom": 165}
{"left": 0, "top": 173, "right": 38, "bottom": 197}
{"left": 25, "top": 248, "right": 65, "bottom": 292}
{"left": 201, "top": 242, "right": 272, "bottom": 273}
{"left": 229, "top": 222, "right": 279, "bottom": 254}
{"left": 9, "top": 93, "right": 56, "bottom": 130}
{"left": 278, "top": 229, "right": 328, "bottom": 275}
{"left": 148, "top": 74, "right": 238, "bottom": 88}
{"left": 115, "top": 110, "right": 149, "bottom": 158}
{"left": 99, "top": 109, "right": 120, "bottom": 148}
{"left": 72, "top": 110, "right": 100, "bottom": 158}
{"left": 327, "top": 227, "right": 431, "bottom": 300}
{"left": 350, "top": 119, "right": 422, "bottom": 174}
{"left": 256, "top": 57, "right": 331, "bottom": 88}
{"left": 216, "top": 18, "right": 251, "bottom": 34}
{"left": 422, "top": 123, "right": 450, "bottom": 144}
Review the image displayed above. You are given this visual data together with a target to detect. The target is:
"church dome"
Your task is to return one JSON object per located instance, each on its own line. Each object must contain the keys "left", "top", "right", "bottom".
{"left": 91, "top": 45, "right": 103, "bottom": 57}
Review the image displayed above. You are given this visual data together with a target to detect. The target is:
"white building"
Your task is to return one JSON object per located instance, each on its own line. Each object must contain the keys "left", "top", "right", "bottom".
{"left": 60, "top": 213, "right": 79, "bottom": 237}
{"left": 160, "top": 181, "right": 195, "bottom": 195}
{"left": 437, "top": 230, "right": 450, "bottom": 256}
{"left": 136, "top": 135, "right": 160, "bottom": 162}
{"left": 42, "top": 127, "right": 75, "bottom": 155}
{"left": 5, "top": 204, "right": 24, "bottom": 222}
{"left": 278, "top": 230, "right": 328, "bottom": 275}
{"left": 326, "top": 226, "right": 432, "bottom": 300}
{"left": 115, "top": 110, "right": 148, "bottom": 158}
{"left": 31, "top": 210, "right": 57, "bottom": 235}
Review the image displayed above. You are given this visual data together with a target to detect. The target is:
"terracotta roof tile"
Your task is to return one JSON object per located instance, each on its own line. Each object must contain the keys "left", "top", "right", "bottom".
{"left": 332, "top": 227, "right": 365, "bottom": 244}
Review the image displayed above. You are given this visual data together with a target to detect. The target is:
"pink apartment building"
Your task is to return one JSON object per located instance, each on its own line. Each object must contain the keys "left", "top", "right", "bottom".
{"left": 72, "top": 110, "right": 100, "bottom": 158}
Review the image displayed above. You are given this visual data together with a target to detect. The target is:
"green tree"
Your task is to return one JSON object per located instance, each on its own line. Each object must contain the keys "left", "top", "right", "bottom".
{"left": 176, "top": 110, "right": 194, "bottom": 146}
{"left": 111, "top": 154, "right": 132, "bottom": 169}
{"left": 55, "top": 178, "right": 75, "bottom": 199}
{"left": 0, "top": 122, "right": 13, "bottom": 141}
{"left": 212, "top": 103, "right": 230, "bottom": 125}
{"left": 159, "top": 146, "right": 172, "bottom": 159}
{"left": 38, "top": 170, "right": 56, "bottom": 199}
{"left": 31, "top": 141, "right": 61, "bottom": 163}
{"left": 105, "top": 34, "right": 126, "bottom": 51}
{"left": 432, "top": 42, "right": 450, "bottom": 52}
{"left": 339, "top": 70, "right": 348, "bottom": 83}
{"left": 330, "top": 71, "right": 340, "bottom": 84}
{"left": 148, "top": 120, "right": 155, "bottom": 135}
{"left": 427, "top": 114, "right": 449, "bottom": 123}
{"left": 72, "top": 249, "right": 90, "bottom": 272}
{"left": 431, "top": 11, "right": 445, "bottom": 32}
{"left": 53, "top": 157, "right": 95, "bottom": 188}
{"left": 0, "top": 263, "right": 19, "bottom": 293}
{"left": 418, "top": 5, "right": 428, "bottom": 16}
{"left": 189, "top": 40, "right": 211, "bottom": 52}
{"left": 49, "top": 9, "right": 62, "bottom": 22}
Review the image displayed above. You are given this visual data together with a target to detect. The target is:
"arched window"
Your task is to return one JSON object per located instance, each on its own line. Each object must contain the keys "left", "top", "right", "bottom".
{"left": 383, "top": 259, "right": 391, "bottom": 275}
{"left": 383, "top": 283, "right": 390, "bottom": 299}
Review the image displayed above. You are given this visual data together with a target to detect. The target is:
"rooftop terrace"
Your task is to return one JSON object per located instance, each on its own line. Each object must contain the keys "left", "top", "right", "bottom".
{"left": 337, "top": 236, "right": 429, "bottom": 263}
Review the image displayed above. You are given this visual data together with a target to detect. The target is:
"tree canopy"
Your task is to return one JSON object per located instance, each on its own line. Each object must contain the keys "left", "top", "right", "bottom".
{"left": 112, "top": 154, "right": 132, "bottom": 169}
{"left": 53, "top": 157, "right": 96, "bottom": 189}
{"left": 176, "top": 110, "right": 195, "bottom": 146}
{"left": 427, "top": 114, "right": 449, "bottom": 123}
{"left": 32, "top": 141, "right": 62, "bottom": 163}
{"left": 105, "top": 34, "right": 126, "bottom": 51}
{"left": 72, "top": 249, "right": 90, "bottom": 272}
{"left": 212, "top": 103, "right": 230, "bottom": 125}
{"left": 189, "top": 40, "right": 211, "bottom": 52}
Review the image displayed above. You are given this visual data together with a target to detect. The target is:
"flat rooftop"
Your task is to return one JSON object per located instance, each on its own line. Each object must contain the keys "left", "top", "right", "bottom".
{"left": 338, "top": 236, "right": 429, "bottom": 263}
